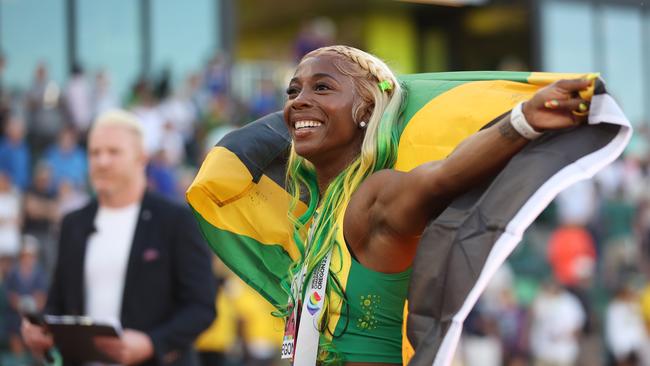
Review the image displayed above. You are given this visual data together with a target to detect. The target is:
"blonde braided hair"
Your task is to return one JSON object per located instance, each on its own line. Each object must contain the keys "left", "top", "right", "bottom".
{"left": 305, "top": 45, "right": 396, "bottom": 95}
{"left": 301, "top": 46, "right": 402, "bottom": 167}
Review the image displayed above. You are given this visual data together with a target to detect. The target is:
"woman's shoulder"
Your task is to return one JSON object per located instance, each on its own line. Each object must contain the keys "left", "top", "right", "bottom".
{"left": 358, "top": 169, "right": 402, "bottom": 192}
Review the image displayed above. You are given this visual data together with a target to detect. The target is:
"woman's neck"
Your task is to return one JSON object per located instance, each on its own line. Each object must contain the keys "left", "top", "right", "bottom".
{"left": 314, "top": 153, "right": 359, "bottom": 194}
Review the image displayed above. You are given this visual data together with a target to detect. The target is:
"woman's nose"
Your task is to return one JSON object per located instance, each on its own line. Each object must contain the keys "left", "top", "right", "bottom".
{"left": 292, "top": 89, "right": 313, "bottom": 109}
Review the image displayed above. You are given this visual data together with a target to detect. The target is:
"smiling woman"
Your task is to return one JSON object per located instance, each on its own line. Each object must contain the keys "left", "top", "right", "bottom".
{"left": 191, "top": 45, "right": 603, "bottom": 366}
{"left": 269, "top": 45, "right": 595, "bottom": 365}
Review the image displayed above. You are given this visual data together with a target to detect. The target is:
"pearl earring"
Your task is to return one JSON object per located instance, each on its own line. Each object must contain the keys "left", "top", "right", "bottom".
{"left": 359, "top": 121, "right": 367, "bottom": 129}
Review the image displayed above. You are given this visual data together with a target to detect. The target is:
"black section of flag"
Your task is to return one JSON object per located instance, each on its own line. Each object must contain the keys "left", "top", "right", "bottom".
{"left": 406, "top": 122, "right": 621, "bottom": 365}
{"left": 217, "top": 112, "right": 290, "bottom": 186}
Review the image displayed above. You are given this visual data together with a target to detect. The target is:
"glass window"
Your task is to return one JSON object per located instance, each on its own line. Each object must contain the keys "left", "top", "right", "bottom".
{"left": 152, "top": 0, "right": 216, "bottom": 87}
{"left": 77, "top": 0, "right": 139, "bottom": 103}
{"left": 0, "top": 0, "right": 66, "bottom": 91}
{"left": 540, "top": 0, "right": 595, "bottom": 73}
{"left": 602, "top": 4, "right": 645, "bottom": 125}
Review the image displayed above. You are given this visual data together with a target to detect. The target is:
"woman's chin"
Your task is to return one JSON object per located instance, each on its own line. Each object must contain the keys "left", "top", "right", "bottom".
{"left": 294, "top": 150, "right": 315, "bottom": 162}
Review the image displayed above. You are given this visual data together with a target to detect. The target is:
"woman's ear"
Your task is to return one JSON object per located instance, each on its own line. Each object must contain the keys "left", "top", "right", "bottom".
{"left": 357, "top": 103, "right": 374, "bottom": 124}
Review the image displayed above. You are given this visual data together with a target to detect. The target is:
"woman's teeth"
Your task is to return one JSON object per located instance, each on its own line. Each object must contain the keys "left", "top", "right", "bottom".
{"left": 295, "top": 120, "right": 323, "bottom": 129}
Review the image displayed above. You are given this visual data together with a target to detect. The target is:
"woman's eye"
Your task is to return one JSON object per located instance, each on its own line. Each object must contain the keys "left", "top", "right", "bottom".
{"left": 315, "top": 84, "right": 330, "bottom": 91}
{"left": 286, "top": 87, "right": 299, "bottom": 98}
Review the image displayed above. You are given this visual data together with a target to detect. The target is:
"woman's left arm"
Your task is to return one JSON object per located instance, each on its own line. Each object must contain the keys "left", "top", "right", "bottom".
{"left": 369, "top": 78, "right": 593, "bottom": 239}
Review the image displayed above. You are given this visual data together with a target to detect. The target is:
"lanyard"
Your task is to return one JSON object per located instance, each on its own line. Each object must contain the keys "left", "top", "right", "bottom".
{"left": 281, "top": 216, "right": 333, "bottom": 365}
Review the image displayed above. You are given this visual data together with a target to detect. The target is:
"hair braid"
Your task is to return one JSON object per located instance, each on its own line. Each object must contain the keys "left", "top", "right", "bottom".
{"left": 304, "top": 45, "right": 396, "bottom": 95}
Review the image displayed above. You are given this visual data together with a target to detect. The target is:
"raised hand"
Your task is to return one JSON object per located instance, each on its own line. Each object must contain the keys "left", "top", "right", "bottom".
{"left": 522, "top": 78, "right": 593, "bottom": 131}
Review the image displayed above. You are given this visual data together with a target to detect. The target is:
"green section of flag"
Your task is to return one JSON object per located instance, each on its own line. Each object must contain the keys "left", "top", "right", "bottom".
{"left": 191, "top": 207, "right": 291, "bottom": 308}
{"left": 399, "top": 71, "right": 531, "bottom": 123}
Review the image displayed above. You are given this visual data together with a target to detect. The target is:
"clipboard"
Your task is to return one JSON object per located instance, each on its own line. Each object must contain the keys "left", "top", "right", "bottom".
{"left": 43, "top": 315, "right": 122, "bottom": 363}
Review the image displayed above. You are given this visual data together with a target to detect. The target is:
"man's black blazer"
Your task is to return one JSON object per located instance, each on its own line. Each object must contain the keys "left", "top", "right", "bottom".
{"left": 46, "top": 191, "right": 216, "bottom": 365}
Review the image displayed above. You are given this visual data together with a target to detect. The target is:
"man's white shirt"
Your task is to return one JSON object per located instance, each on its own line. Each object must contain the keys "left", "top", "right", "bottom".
{"left": 84, "top": 202, "right": 140, "bottom": 324}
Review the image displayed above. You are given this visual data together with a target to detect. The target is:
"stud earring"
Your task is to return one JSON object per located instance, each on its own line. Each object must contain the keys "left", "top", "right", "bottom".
{"left": 359, "top": 121, "right": 367, "bottom": 129}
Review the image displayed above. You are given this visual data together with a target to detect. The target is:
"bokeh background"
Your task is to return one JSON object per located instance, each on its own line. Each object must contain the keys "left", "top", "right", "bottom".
{"left": 0, "top": 0, "right": 649, "bottom": 365}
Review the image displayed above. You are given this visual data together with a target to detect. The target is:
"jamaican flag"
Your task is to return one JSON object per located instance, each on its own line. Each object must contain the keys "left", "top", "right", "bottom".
{"left": 186, "top": 71, "right": 631, "bottom": 365}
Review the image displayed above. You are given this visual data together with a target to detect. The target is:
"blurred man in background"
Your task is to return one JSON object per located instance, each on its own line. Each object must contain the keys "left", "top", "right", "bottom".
{"left": 22, "top": 109, "right": 216, "bottom": 365}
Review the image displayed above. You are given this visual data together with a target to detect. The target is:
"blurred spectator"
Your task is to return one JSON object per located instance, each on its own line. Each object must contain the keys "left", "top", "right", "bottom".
{"left": 195, "top": 289, "right": 236, "bottom": 366}
{"left": 64, "top": 63, "right": 93, "bottom": 136}
{"left": 495, "top": 287, "right": 529, "bottom": 365}
{"left": 26, "top": 63, "right": 63, "bottom": 155}
{"left": 620, "top": 151, "right": 650, "bottom": 205}
{"left": 481, "top": 263, "right": 515, "bottom": 315}
{"left": 131, "top": 80, "right": 164, "bottom": 155}
{"left": 22, "top": 110, "right": 216, "bottom": 365}
{"left": 155, "top": 68, "right": 172, "bottom": 101}
{"left": 176, "top": 73, "right": 208, "bottom": 165}
{"left": 595, "top": 158, "right": 626, "bottom": 200}
{"left": 43, "top": 126, "right": 87, "bottom": 191}
{"left": 159, "top": 85, "right": 199, "bottom": 161}
{"left": 461, "top": 301, "right": 502, "bottom": 366}
{"left": 231, "top": 277, "right": 282, "bottom": 366}
{"left": 547, "top": 224, "right": 596, "bottom": 336}
{"left": 175, "top": 167, "right": 199, "bottom": 201}
{"left": 0, "top": 172, "right": 21, "bottom": 259}
{"left": 293, "top": 17, "right": 336, "bottom": 61}
{"left": 3, "top": 236, "right": 47, "bottom": 360}
{"left": 478, "top": 264, "right": 529, "bottom": 364}
{"left": 203, "top": 120, "right": 237, "bottom": 158}
{"left": 555, "top": 180, "right": 597, "bottom": 227}
{"left": 639, "top": 283, "right": 650, "bottom": 364}
{"left": 186, "top": 72, "right": 210, "bottom": 121}
{"left": 22, "top": 162, "right": 58, "bottom": 274}
{"left": 203, "top": 94, "right": 235, "bottom": 133}
{"left": 599, "top": 186, "right": 637, "bottom": 290}
{"left": 605, "top": 284, "right": 648, "bottom": 365}
{"left": 92, "top": 70, "right": 118, "bottom": 119}
{"left": 159, "top": 120, "right": 186, "bottom": 168}
{"left": 147, "top": 150, "right": 178, "bottom": 199}
{"left": 0, "top": 115, "right": 30, "bottom": 191}
{"left": 249, "top": 79, "right": 280, "bottom": 119}
{"left": 636, "top": 197, "right": 650, "bottom": 278}
{"left": 548, "top": 225, "right": 597, "bottom": 288}
{"left": 205, "top": 53, "right": 230, "bottom": 97}
{"left": 530, "top": 280, "right": 585, "bottom": 366}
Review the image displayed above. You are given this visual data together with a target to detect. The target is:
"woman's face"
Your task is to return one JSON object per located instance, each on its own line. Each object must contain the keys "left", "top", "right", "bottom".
{"left": 283, "top": 54, "right": 365, "bottom": 166}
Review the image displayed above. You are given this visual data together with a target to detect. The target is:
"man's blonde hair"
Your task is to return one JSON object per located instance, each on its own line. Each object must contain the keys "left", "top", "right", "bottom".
{"left": 91, "top": 109, "right": 144, "bottom": 148}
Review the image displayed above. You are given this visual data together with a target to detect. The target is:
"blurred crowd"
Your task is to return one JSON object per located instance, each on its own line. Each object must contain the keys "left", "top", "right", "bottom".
{"left": 456, "top": 129, "right": 650, "bottom": 366}
{"left": 1, "top": 35, "right": 650, "bottom": 365}
{"left": 0, "top": 51, "right": 287, "bottom": 365}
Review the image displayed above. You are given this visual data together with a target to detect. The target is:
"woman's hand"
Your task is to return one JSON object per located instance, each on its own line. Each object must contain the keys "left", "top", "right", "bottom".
{"left": 522, "top": 78, "right": 593, "bottom": 131}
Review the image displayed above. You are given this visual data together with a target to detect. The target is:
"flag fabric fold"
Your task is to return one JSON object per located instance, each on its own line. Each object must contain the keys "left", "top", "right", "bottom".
{"left": 186, "top": 71, "right": 631, "bottom": 365}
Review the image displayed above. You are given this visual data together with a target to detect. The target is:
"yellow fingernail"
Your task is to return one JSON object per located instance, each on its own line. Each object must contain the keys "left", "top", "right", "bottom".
{"left": 578, "top": 74, "right": 598, "bottom": 100}
{"left": 578, "top": 102, "right": 588, "bottom": 112}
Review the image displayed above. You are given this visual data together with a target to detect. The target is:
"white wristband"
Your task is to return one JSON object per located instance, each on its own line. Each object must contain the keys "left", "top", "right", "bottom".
{"left": 510, "top": 102, "right": 543, "bottom": 140}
